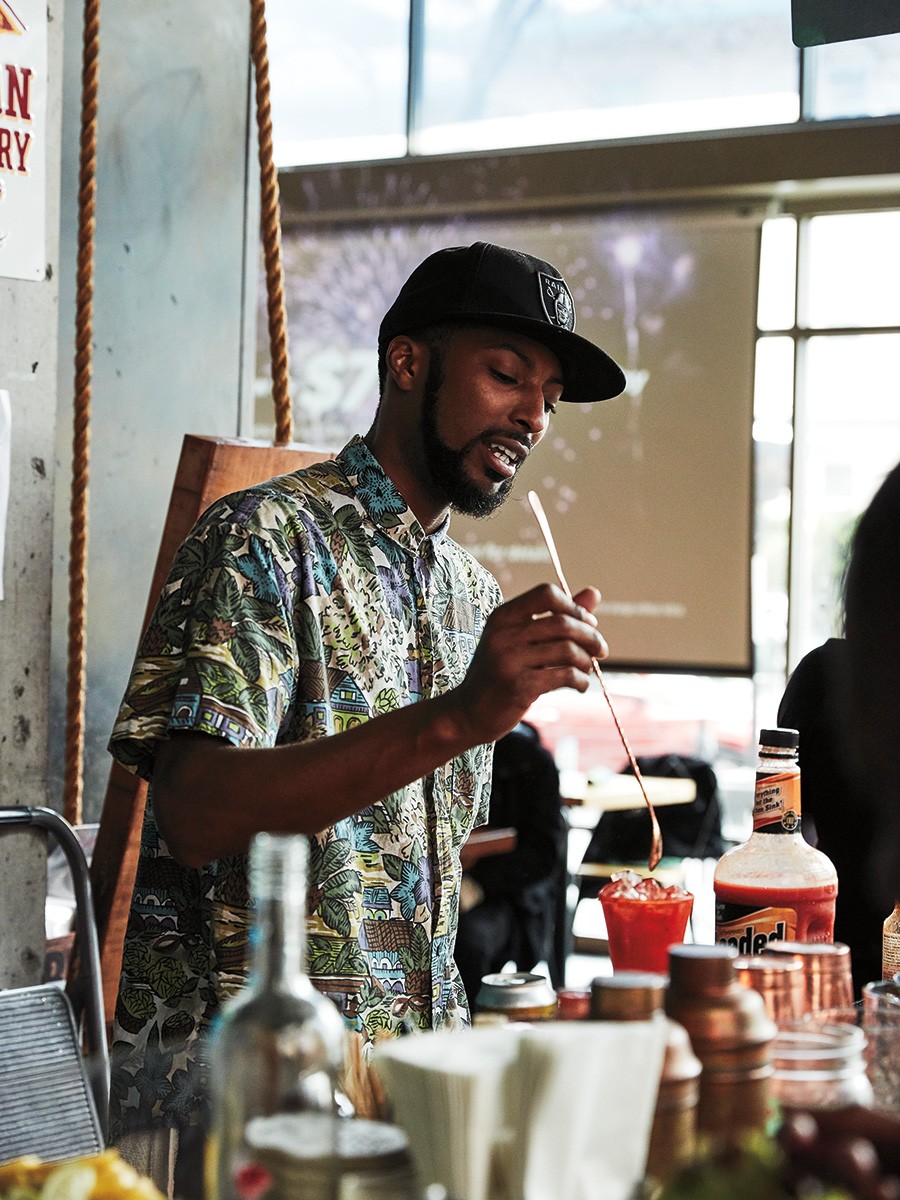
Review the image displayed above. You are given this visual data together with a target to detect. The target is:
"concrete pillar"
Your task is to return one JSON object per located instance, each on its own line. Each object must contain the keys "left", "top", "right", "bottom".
{"left": 50, "top": 0, "right": 258, "bottom": 820}
{"left": 0, "top": 0, "right": 65, "bottom": 985}
{"left": 1, "top": 0, "right": 258, "bottom": 982}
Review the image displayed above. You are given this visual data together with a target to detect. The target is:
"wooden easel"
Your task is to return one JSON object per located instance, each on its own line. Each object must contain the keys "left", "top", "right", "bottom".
{"left": 88, "top": 435, "right": 334, "bottom": 1024}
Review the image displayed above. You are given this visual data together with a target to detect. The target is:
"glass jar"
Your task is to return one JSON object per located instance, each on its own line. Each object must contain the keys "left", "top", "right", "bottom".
{"left": 883, "top": 900, "right": 900, "bottom": 980}
{"left": 770, "top": 1021, "right": 874, "bottom": 1112}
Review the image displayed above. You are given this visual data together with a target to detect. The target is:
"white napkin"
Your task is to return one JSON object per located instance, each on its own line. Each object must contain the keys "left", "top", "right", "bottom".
{"left": 374, "top": 1018, "right": 667, "bottom": 1200}
{"left": 373, "top": 1027, "right": 519, "bottom": 1200}
{"left": 509, "top": 1020, "right": 667, "bottom": 1200}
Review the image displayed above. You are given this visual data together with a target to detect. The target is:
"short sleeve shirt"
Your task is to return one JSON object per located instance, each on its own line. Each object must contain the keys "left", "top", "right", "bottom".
{"left": 107, "top": 436, "right": 501, "bottom": 1135}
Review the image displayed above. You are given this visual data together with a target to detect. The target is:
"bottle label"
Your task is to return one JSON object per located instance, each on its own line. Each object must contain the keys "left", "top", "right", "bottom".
{"left": 883, "top": 931, "right": 900, "bottom": 980}
{"left": 753, "top": 769, "right": 802, "bottom": 833}
{"left": 716, "top": 902, "right": 797, "bottom": 952}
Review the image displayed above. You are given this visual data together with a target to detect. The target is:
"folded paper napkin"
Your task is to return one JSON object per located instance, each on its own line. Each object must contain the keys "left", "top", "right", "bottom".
{"left": 373, "top": 1018, "right": 668, "bottom": 1200}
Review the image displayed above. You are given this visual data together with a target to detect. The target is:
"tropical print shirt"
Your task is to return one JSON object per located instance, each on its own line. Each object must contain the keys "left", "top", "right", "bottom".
{"left": 107, "top": 436, "right": 501, "bottom": 1135}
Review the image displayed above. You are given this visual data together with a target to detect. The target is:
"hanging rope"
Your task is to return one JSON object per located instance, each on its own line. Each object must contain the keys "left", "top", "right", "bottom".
{"left": 62, "top": 0, "right": 291, "bottom": 825}
{"left": 64, "top": 0, "right": 101, "bottom": 828}
{"left": 250, "top": 0, "right": 294, "bottom": 446}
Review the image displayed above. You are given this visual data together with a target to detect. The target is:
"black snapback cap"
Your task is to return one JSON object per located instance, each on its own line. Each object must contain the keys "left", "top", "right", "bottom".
{"left": 378, "top": 242, "right": 626, "bottom": 404}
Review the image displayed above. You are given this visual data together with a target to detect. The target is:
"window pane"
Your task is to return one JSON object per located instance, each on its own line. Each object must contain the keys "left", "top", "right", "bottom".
{"left": 806, "top": 32, "right": 900, "bottom": 119}
{"left": 754, "top": 336, "right": 794, "bottom": 439}
{"left": 804, "top": 212, "right": 900, "bottom": 328}
{"left": 266, "top": 0, "right": 409, "bottom": 166}
{"left": 757, "top": 217, "right": 796, "bottom": 331}
{"left": 790, "top": 332, "right": 900, "bottom": 662}
{"left": 752, "top": 337, "right": 793, "bottom": 710}
{"left": 416, "top": 0, "right": 799, "bottom": 155}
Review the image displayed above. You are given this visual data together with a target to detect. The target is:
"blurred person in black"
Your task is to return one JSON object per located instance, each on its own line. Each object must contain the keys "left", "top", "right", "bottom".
{"left": 778, "top": 460, "right": 900, "bottom": 993}
{"left": 777, "top": 636, "right": 883, "bottom": 994}
{"left": 843, "top": 458, "right": 900, "bottom": 917}
{"left": 770, "top": 461, "right": 900, "bottom": 1200}
{"left": 455, "top": 722, "right": 567, "bottom": 1010}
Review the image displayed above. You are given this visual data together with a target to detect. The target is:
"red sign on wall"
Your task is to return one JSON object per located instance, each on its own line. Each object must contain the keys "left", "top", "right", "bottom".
{"left": 0, "top": 0, "right": 46, "bottom": 281}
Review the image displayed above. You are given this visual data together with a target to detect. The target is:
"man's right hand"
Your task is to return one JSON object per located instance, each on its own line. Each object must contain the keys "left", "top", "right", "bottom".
{"left": 450, "top": 582, "right": 607, "bottom": 746}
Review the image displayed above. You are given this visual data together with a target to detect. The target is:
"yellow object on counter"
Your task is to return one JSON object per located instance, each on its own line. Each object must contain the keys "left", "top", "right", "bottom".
{"left": 0, "top": 1150, "right": 164, "bottom": 1200}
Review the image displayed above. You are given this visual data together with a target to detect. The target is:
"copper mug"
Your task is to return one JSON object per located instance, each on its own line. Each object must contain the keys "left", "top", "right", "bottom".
{"left": 735, "top": 954, "right": 808, "bottom": 1025}
{"left": 762, "top": 941, "right": 854, "bottom": 1015}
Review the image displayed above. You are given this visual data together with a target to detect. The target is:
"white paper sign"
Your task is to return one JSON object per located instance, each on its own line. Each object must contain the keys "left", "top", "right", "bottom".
{"left": 0, "top": 0, "right": 47, "bottom": 281}
{"left": 0, "top": 390, "right": 11, "bottom": 600}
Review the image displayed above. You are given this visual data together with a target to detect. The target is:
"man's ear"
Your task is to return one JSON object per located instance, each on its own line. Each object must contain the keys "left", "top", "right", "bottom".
{"left": 384, "top": 334, "right": 427, "bottom": 393}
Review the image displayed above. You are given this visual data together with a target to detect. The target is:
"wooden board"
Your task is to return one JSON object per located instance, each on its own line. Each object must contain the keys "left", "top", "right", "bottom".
{"left": 459, "top": 826, "right": 517, "bottom": 869}
{"left": 87, "top": 435, "right": 334, "bottom": 1027}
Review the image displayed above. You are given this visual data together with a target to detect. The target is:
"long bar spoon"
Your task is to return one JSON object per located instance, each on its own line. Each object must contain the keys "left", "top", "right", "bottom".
{"left": 527, "top": 489, "right": 663, "bottom": 872}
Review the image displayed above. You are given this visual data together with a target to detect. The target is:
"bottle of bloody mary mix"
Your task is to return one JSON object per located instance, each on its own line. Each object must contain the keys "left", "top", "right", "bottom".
{"left": 714, "top": 727, "right": 837, "bottom": 951}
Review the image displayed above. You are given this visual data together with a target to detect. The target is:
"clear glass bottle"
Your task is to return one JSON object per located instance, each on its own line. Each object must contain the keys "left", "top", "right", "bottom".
{"left": 714, "top": 728, "right": 838, "bottom": 950}
{"left": 206, "top": 833, "right": 347, "bottom": 1200}
{"left": 883, "top": 900, "right": 900, "bottom": 981}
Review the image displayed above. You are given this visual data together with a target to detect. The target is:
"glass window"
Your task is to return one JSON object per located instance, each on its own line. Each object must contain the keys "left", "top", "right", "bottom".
{"left": 790, "top": 331, "right": 900, "bottom": 658}
{"left": 753, "top": 335, "right": 794, "bottom": 441}
{"left": 757, "top": 217, "right": 797, "bottom": 331}
{"left": 752, "top": 336, "right": 793, "bottom": 726}
{"left": 806, "top": 31, "right": 900, "bottom": 119}
{"left": 266, "top": 0, "right": 409, "bottom": 166}
{"left": 804, "top": 211, "right": 900, "bottom": 329}
{"left": 415, "top": 0, "right": 799, "bottom": 155}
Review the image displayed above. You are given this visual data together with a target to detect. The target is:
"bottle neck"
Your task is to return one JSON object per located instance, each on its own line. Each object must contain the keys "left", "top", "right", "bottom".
{"left": 250, "top": 892, "right": 309, "bottom": 991}
{"left": 248, "top": 833, "right": 310, "bottom": 992}
{"left": 753, "top": 748, "right": 802, "bottom": 835}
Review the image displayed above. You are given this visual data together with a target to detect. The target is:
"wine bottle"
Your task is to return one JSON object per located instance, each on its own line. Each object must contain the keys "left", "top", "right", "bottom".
{"left": 206, "top": 833, "right": 347, "bottom": 1200}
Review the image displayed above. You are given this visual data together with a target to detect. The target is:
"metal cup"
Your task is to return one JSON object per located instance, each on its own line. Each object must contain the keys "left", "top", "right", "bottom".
{"left": 762, "top": 941, "right": 854, "bottom": 1015}
{"left": 735, "top": 954, "right": 808, "bottom": 1024}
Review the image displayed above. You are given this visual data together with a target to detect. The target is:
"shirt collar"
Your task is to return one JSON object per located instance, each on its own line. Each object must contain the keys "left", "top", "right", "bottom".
{"left": 336, "top": 435, "right": 450, "bottom": 556}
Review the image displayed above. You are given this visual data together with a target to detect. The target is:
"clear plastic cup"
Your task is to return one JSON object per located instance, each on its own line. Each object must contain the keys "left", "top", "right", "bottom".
{"left": 599, "top": 871, "right": 694, "bottom": 974}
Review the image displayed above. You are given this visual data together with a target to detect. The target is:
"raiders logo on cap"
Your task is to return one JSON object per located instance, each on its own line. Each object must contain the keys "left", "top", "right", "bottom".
{"left": 538, "top": 272, "right": 576, "bottom": 332}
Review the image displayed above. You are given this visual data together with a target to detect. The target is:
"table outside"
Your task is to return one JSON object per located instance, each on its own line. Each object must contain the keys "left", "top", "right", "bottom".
{"left": 561, "top": 771, "right": 696, "bottom": 818}
{"left": 460, "top": 826, "right": 517, "bottom": 869}
{"left": 560, "top": 773, "right": 702, "bottom": 963}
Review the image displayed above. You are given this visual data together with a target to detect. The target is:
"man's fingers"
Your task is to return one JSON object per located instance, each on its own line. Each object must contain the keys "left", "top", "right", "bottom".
{"left": 525, "top": 609, "right": 608, "bottom": 660}
{"left": 572, "top": 585, "right": 602, "bottom": 617}
{"left": 498, "top": 583, "right": 603, "bottom": 634}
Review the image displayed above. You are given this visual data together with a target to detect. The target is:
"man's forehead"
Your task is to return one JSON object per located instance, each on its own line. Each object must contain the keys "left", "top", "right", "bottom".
{"left": 452, "top": 325, "right": 565, "bottom": 377}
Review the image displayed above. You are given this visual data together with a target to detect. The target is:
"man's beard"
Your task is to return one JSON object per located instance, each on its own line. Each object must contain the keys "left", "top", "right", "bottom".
{"left": 420, "top": 348, "right": 516, "bottom": 519}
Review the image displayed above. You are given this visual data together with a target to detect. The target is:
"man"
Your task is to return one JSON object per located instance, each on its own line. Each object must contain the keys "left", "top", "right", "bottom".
{"left": 107, "top": 242, "right": 625, "bottom": 1145}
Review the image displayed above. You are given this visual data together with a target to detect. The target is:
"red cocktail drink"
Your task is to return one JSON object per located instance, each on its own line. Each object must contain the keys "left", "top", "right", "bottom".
{"left": 600, "top": 871, "right": 694, "bottom": 974}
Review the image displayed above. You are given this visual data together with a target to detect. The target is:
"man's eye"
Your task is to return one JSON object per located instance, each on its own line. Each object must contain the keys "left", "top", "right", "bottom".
{"left": 545, "top": 400, "right": 558, "bottom": 415}
{"left": 490, "top": 368, "right": 517, "bottom": 385}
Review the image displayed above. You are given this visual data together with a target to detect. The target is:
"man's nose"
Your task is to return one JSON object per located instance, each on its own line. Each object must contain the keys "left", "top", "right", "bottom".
{"left": 512, "top": 391, "right": 550, "bottom": 438}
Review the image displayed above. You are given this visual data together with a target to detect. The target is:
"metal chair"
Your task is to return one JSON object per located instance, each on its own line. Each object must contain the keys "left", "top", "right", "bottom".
{"left": 0, "top": 807, "right": 109, "bottom": 1160}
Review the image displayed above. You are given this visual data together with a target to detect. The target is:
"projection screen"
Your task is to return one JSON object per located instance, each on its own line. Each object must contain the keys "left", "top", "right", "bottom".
{"left": 274, "top": 209, "right": 760, "bottom": 675}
